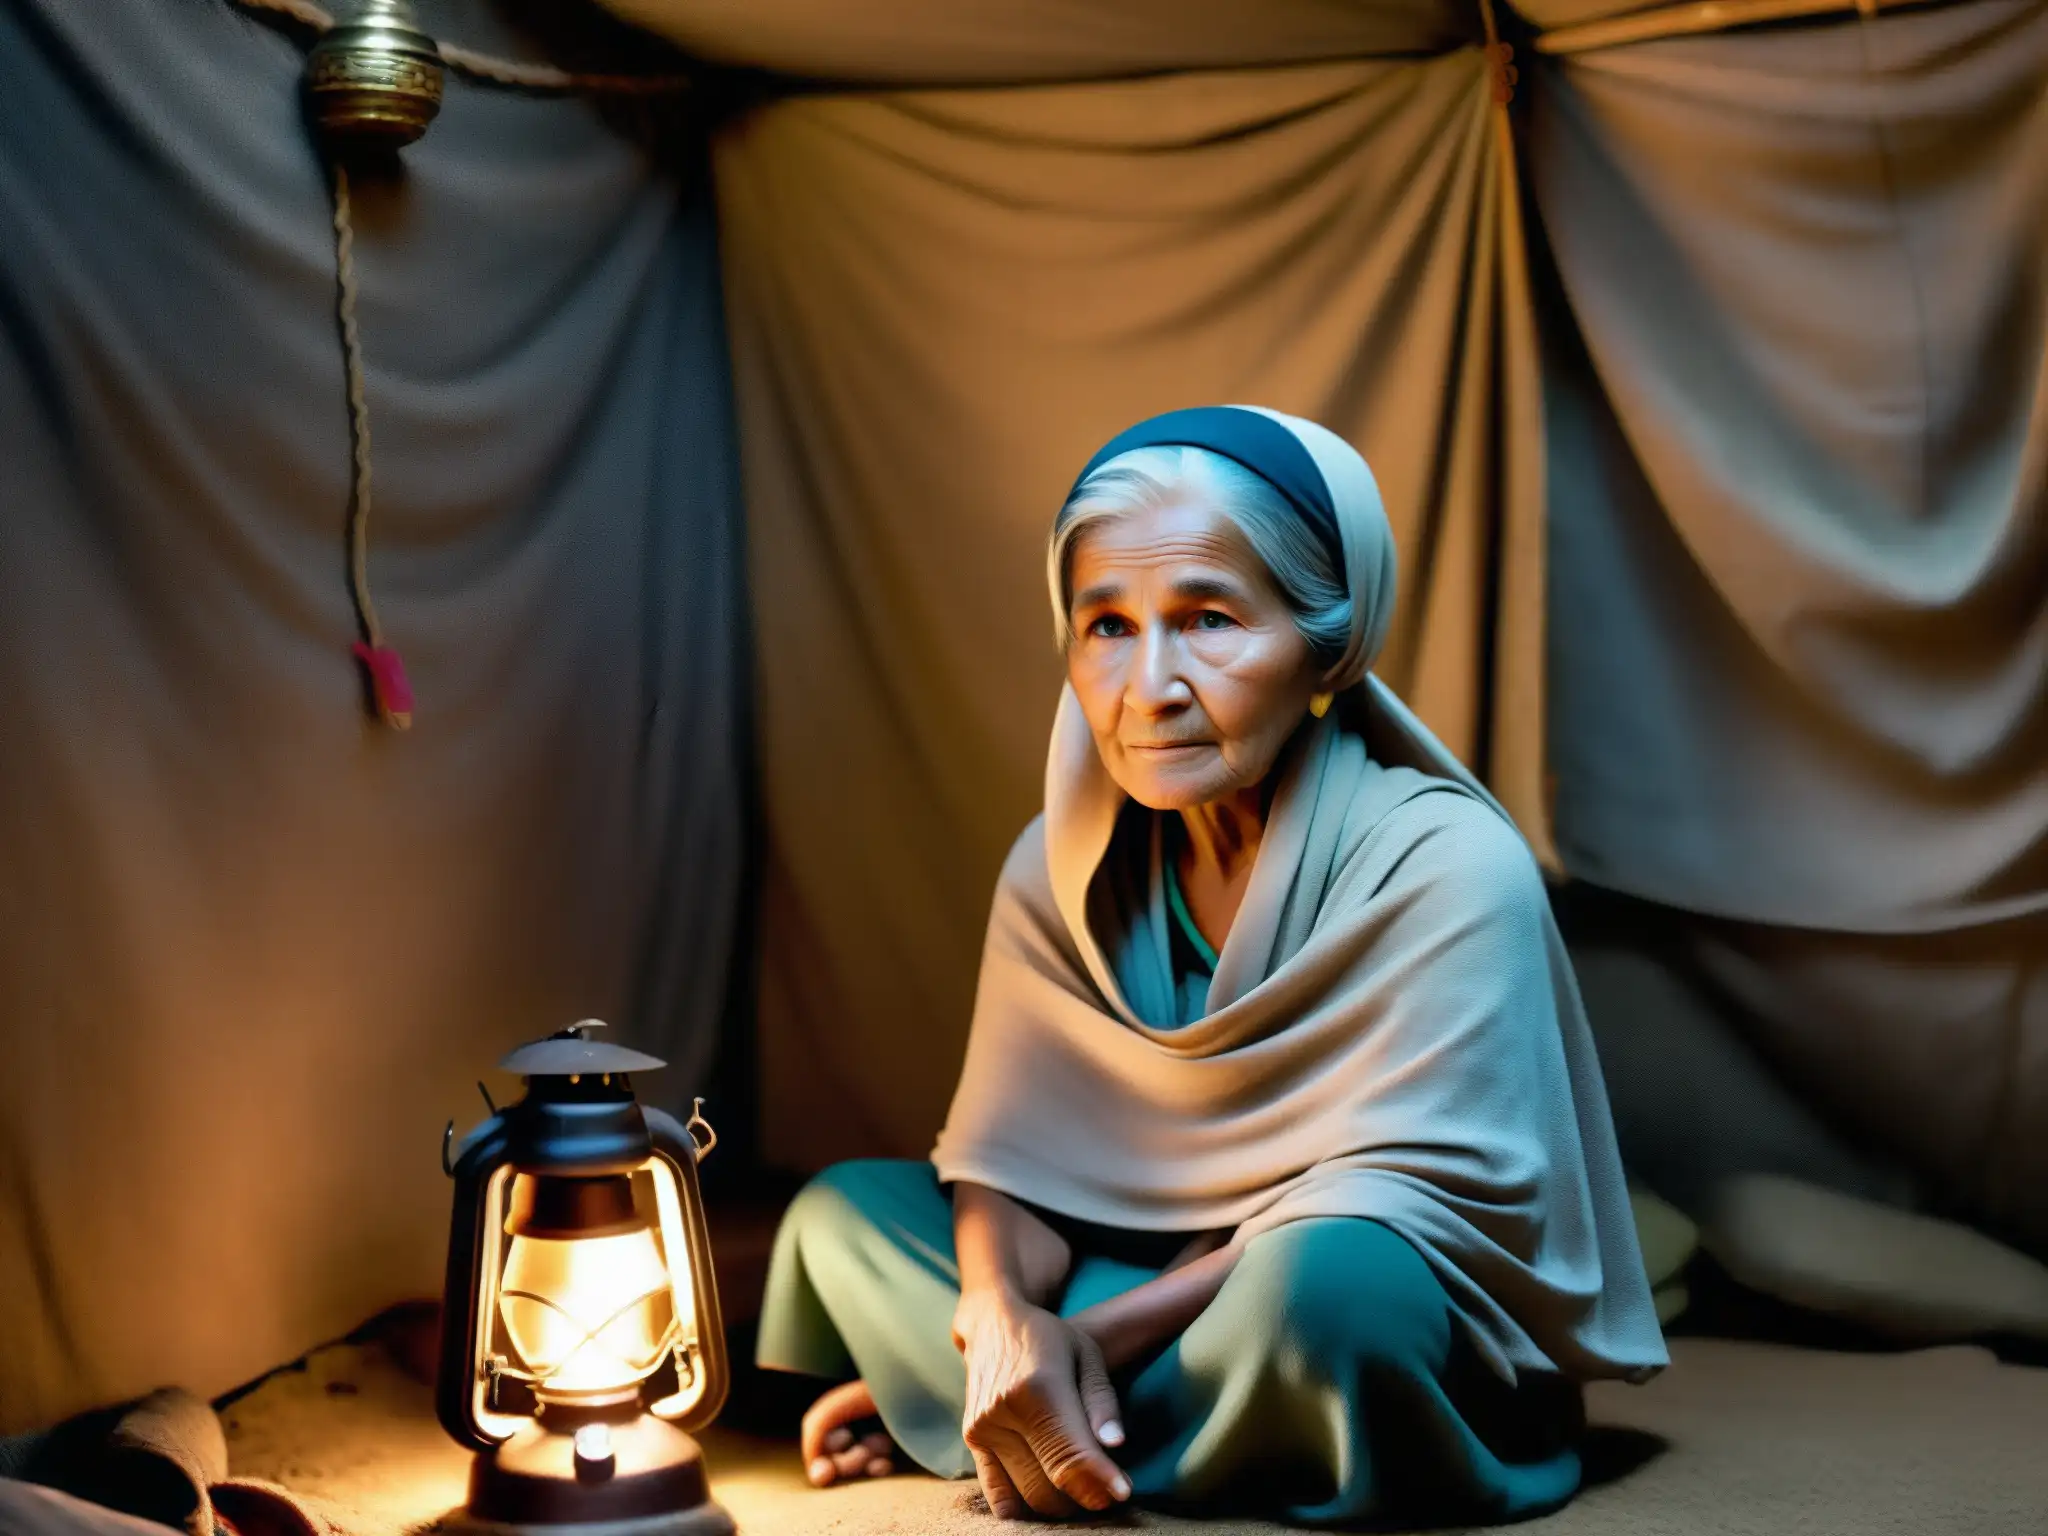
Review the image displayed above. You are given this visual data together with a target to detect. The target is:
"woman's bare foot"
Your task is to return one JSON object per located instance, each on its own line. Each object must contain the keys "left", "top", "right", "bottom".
{"left": 801, "top": 1379, "right": 901, "bottom": 1487}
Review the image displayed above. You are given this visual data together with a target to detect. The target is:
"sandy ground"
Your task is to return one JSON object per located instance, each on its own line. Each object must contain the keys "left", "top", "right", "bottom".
{"left": 218, "top": 1333, "right": 2048, "bottom": 1536}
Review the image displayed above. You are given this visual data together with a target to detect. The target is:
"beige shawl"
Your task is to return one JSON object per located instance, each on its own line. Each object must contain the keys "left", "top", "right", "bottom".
{"left": 931, "top": 408, "right": 1666, "bottom": 1385}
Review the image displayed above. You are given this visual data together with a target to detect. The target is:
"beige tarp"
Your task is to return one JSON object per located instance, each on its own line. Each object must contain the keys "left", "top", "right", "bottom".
{"left": 1534, "top": 0, "right": 2048, "bottom": 931}
{"left": 714, "top": 44, "right": 1548, "bottom": 1163}
{"left": 685, "top": 0, "right": 2048, "bottom": 1170}
{"left": 1525, "top": 2, "right": 2048, "bottom": 1251}
{"left": 602, "top": 0, "right": 1470, "bottom": 83}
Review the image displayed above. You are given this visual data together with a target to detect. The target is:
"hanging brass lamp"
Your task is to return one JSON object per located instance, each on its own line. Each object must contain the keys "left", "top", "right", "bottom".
{"left": 304, "top": 0, "right": 446, "bottom": 150}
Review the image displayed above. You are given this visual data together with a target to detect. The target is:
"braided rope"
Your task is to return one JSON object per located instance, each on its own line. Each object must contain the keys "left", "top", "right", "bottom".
{"left": 440, "top": 39, "right": 693, "bottom": 94}
{"left": 329, "top": 164, "right": 379, "bottom": 654}
{"left": 328, "top": 164, "right": 420, "bottom": 728}
{"left": 241, "top": 0, "right": 330, "bottom": 27}
{"left": 1475, "top": 0, "right": 1518, "bottom": 105}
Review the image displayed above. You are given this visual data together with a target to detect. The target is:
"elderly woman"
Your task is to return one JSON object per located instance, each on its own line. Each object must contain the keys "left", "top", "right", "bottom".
{"left": 756, "top": 407, "right": 1667, "bottom": 1525}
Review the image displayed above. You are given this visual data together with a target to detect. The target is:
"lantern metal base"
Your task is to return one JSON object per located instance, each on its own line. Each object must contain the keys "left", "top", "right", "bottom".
{"left": 442, "top": 1510, "right": 735, "bottom": 1536}
{"left": 449, "top": 1416, "right": 733, "bottom": 1536}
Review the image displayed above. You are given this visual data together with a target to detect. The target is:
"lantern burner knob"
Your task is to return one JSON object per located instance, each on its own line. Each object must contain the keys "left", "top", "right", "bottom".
{"left": 572, "top": 1423, "right": 616, "bottom": 1480}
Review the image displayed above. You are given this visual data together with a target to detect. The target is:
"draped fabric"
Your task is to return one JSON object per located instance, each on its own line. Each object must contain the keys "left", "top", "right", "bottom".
{"left": 714, "top": 47, "right": 1547, "bottom": 1166}
{"left": 602, "top": 0, "right": 1472, "bottom": 84}
{"left": 1522, "top": 1, "right": 2048, "bottom": 1247}
{"left": 0, "top": 0, "right": 746, "bottom": 1432}
{"left": 687, "top": 0, "right": 2047, "bottom": 1189}
{"left": 1531, "top": 0, "right": 2048, "bottom": 932}
{"left": 6, "top": 0, "right": 2044, "bottom": 1436}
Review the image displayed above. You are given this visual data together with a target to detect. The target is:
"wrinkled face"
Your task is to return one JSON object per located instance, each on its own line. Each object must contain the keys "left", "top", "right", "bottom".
{"left": 1065, "top": 499, "right": 1323, "bottom": 811}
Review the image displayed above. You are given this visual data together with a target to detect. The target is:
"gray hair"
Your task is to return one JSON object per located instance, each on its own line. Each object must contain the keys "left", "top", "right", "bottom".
{"left": 1047, "top": 445, "right": 1351, "bottom": 665}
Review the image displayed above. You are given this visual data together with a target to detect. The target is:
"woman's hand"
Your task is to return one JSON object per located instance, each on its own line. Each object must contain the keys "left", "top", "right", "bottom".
{"left": 952, "top": 1289, "right": 1130, "bottom": 1519}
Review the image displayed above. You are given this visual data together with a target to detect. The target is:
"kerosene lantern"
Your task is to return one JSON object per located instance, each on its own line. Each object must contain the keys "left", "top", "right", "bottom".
{"left": 437, "top": 1022, "right": 732, "bottom": 1536}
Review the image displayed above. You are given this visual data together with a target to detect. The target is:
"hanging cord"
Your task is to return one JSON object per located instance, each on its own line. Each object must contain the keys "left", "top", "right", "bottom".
{"left": 1536, "top": 0, "right": 1905, "bottom": 53}
{"left": 1475, "top": 0, "right": 1519, "bottom": 106}
{"left": 329, "top": 163, "right": 413, "bottom": 729}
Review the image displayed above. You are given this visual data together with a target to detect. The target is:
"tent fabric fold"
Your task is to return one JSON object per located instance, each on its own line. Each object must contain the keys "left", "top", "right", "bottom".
{"left": 0, "top": 0, "right": 746, "bottom": 1433}
{"left": 1531, "top": 0, "right": 2048, "bottom": 933}
{"left": 708, "top": 0, "right": 2048, "bottom": 1182}
{"left": 602, "top": 0, "right": 1478, "bottom": 85}
{"left": 714, "top": 47, "right": 1543, "bottom": 1167}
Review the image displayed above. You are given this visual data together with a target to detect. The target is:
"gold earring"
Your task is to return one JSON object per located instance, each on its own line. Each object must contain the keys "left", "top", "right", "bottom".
{"left": 1309, "top": 692, "right": 1333, "bottom": 719}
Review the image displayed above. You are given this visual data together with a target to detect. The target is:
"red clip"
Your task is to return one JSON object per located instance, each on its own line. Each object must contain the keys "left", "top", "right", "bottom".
{"left": 1487, "top": 42, "right": 1518, "bottom": 106}
{"left": 352, "top": 642, "right": 415, "bottom": 730}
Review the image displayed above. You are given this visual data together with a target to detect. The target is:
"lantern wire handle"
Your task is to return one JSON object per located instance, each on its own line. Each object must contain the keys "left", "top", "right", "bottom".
{"left": 477, "top": 1080, "right": 498, "bottom": 1114}
{"left": 685, "top": 1098, "right": 716, "bottom": 1159}
{"left": 441, "top": 1119, "right": 456, "bottom": 1177}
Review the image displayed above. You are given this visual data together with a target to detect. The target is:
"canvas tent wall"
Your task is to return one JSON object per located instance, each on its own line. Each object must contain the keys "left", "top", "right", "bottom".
{"left": 675, "top": 0, "right": 2048, "bottom": 1202}
{"left": 0, "top": 0, "right": 747, "bottom": 1433}
{"left": 2, "top": 0, "right": 2042, "bottom": 1434}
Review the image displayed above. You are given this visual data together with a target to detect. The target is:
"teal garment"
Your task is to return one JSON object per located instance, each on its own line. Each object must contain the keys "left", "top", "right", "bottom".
{"left": 1099, "top": 812, "right": 1217, "bottom": 1029}
{"left": 1162, "top": 851, "right": 1218, "bottom": 973}
{"left": 1091, "top": 807, "right": 1223, "bottom": 1029}
{"left": 757, "top": 1160, "right": 1586, "bottom": 1526}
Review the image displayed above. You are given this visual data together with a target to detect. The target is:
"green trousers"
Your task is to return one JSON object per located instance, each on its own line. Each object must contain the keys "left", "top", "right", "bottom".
{"left": 757, "top": 1160, "right": 1585, "bottom": 1526}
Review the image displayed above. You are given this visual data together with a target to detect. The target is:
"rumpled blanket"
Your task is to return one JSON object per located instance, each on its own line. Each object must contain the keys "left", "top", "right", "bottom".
{"left": 0, "top": 1388, "right": 349, "bottom": 1536}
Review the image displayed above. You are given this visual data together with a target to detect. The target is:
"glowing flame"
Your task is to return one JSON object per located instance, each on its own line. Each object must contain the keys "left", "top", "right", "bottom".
{"left": 498, "top": 1225, "right": 677, "bottom": 1395}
